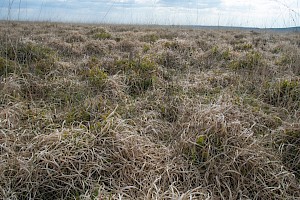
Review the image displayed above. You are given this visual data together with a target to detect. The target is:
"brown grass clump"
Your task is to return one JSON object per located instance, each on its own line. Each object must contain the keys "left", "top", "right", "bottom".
{"left": 0, "top": 21, "right": 299, "bottom": 199}
{"left": 177, "top": 103, "right": 299, "bottom": 199}
{"left": 274, "top": 123, "right": 300, "bottom": 179}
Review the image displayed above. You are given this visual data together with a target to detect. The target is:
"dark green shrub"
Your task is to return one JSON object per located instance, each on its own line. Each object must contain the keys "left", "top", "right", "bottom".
{"left": 93, "top": 32, "right": 111, "bottom": 40}
{"left": 66, "top": 107, "right": 91, "bottom": 124}
{"left": 160, "top": 102, "right": 179, "bottom": 123}
{"left": 114, "top": 37, "right": 121, "bottom": 42}
{"left": 221, "top": 48, "right": 232, "bottom": 61}
{"left": 82, "top": 57, "right": 108, "bottom": 88}
{"left": 87, "top": 67, "right": 108, "bottom": 87}
{"left": 66, "top": 34, "right": 86, "bottom": 43}
{"left": 276, "top": 54, "right": 290, "bottom": 65}
{"left": 90, "top": 28, "right": 112, "bottom": 40}
{"left": 230, "top": 51, "right": 262, "bottom": 70}
{"left": 0, "top": 42, "right": 57, "bottom": 76}
{"left": 0, "top": 56, "right": 16, "bottom": 76}
{"left": 164, "top": 41, "right": 179, "bottom": 50}
{"left": 196, "top": 40, "right": 211, "bottom": 51}
{"left": 183, "top": 129, "right": 226, "bottom": 165}
{"left": 158, "top": 50, "right": 181, "bottom": 69}
{"left": 143, "top": 44, "right": 150, "bottom": 53}
{"left": 275, "top": 53, "right": 300, "bottom": 75}
{"left": 234, "top": 34, "right": 246, "bottom": 39}
{"left": 271, "top": 46, "right": 282, "bottom": 54}
{"left": 127, "top": 75, "right": 153, "bottom": 95}
{"left": 1, "top": 42, "right": 55, "bottom": 65}
{"left": 234, "top": 43, "right": 253, "bottom": 51}
{"left": 275, "top": 126, "right": 300, "bottom": 179}
{"left": 140, "top": 34, "right": 159, "bottom": 43}
{"left": 263, "top": 79, "right": 300, "bottom": 110}
{"left": 88, "top": 27, "right": 107, "bottom": 35}
{"left": 115, "top": 57, "right": 157, "bottom": 95}
{"left": 197, "top": 46, "right": 233, "bottom": 69}
{"left": 34, "top": 59, "right": 57, "bottom": 75}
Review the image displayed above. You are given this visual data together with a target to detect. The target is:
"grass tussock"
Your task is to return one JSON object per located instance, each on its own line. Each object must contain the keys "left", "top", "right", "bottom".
{"left": 0, "top": 22, "right": 300, "bottom": 199}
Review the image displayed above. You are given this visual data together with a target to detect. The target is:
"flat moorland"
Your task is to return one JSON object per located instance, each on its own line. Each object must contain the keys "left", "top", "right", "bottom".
{"left": 0, "top": 21, "right": 299, "bottom": 199}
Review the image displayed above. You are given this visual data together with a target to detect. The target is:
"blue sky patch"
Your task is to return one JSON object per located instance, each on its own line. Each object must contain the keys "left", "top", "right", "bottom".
{"left": 0, "top": 0, "right": 299, "bottom": 28}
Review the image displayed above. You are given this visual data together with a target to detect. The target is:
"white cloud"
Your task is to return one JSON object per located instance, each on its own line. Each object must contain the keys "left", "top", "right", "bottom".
{"left": 217, "top": 0, "right": 300, "bottom": 27}
{"left": 135, "top": 0, "right": 159, "bottom": 3}
{"left": 0, "top": 0, "right": 299, "bottom": 27}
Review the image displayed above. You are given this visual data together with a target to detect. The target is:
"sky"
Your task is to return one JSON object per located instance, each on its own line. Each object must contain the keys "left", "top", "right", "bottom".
{"left": 0, "top": 0, "right": 299, "bottom": 28}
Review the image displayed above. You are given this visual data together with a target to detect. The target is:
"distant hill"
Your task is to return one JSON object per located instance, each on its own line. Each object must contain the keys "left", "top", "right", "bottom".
{"left": 1, "top": 20, "right": 299, "bottom": 32}
{"left": 265, "top": 26, "right": 300, "bottom": 32}
{"left": 186, "top": 25, "right": 300, "bottom": 32}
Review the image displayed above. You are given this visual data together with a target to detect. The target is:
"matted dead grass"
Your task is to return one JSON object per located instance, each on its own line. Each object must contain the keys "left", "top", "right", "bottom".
{"left": 0, "top": 21, "right": 299, "bottom": 199}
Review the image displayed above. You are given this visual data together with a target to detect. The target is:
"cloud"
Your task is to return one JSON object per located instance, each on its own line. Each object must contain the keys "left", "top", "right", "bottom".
{"left": 157, "top": 0, "right": 221, "bottom": 8}
{"left": 217, "top": 0, "right": 300, "bottom": 27}
{"left": 0, "top": 0, "right": 299, "bottom": 27}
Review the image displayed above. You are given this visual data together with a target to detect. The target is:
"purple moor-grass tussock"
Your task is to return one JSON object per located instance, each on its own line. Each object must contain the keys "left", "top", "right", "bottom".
{"left": 0, "top": 21, "right": 300, "bottom": 199}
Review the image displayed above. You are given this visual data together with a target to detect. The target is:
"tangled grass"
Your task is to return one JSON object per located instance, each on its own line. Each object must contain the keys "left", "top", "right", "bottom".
{"left": 0, "top": 21, "right": 299, "bottom": 199}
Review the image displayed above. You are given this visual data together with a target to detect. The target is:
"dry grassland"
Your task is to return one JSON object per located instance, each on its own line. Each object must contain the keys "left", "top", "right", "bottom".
{"left": 0, "top": 21, "right": 300, "bottom": 199}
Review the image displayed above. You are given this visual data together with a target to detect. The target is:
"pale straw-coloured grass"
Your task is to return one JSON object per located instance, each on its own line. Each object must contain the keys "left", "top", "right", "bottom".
{"left": 0, "top": 21, "right": 299, "bottom": 199}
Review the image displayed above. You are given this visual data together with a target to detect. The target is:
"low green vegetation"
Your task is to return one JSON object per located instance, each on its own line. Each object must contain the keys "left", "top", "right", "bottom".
{"left": 140, "top": 33, "right": 159, "bottom": 43}
{"left": 0, "top": 56, "right": 16, "bottom": 76}
{"left": 142, "top": 44, "right": 150, "bottom": 53}
{"left": 83, "top": 64, "right": 108, "bottom": 88}
{"left": 234, "top": 42, "right": 253, "bottom": 51}
{"left": 114, "top": 57, "right": 158, "bottom": 95}
{"left": 93, "top": 31, "right": 111, "bottom": 40}
{"left": 1, "top": 42, "right": 55, "bottom": 64}
{"left": 0, "top": 41, "right": 56, "bottom": 75}
{"left": 275, "top": 126, "right": 300, "bottom": 179}
{"left": 89, "top": 27, "right": 112, "bottom": 40}
{"left": 230, "top": 50, "right": 263, "bottom": 70}
{"left": 263, "top": 79, "right": 300, "bottom": 110}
